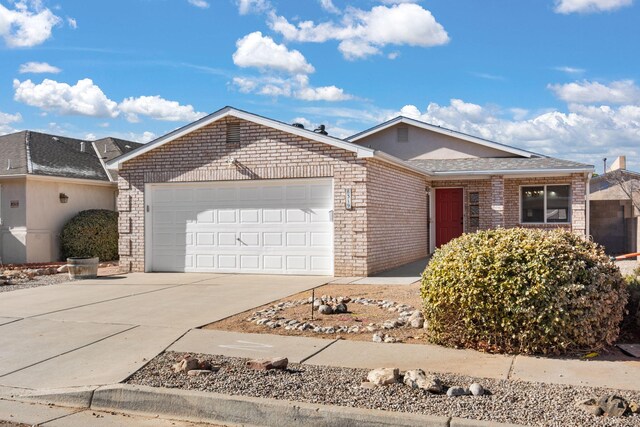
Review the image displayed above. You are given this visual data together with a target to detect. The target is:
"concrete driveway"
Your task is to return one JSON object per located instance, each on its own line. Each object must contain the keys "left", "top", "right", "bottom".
{"left": 0, "top": 273, "right": 328, "bottom": 390}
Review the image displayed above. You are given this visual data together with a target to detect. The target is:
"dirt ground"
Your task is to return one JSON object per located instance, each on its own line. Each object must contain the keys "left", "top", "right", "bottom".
{"left": 206, "top": 283, "right": 427, "bottom": 343}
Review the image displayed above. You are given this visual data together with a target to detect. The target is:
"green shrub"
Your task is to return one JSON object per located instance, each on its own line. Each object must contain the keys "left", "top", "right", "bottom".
{"left": 622, "top": 274, "right": 640, "bottom": 333}
{"left": 60, "top": 209, "right": 119, "bottom": 261}
{"left": 421, "top": 228, "right": 627, "bottom": 355}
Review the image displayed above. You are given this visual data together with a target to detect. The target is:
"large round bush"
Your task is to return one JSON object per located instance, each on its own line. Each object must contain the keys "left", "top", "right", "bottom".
{"left": 60, "top": 209, "right": 118, "bottom": 261}
{"left": 421, "top": 228, "right": 627, "bottom": 355}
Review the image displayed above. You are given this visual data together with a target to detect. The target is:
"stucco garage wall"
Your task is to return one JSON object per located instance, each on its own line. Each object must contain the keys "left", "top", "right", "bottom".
{"left": 0, "top": 178, "right": 27, "bottom": 263}
{"left": 365, "top": 159, "right": 428, "bottom": 274}
{"left": 25, "top": 179, "right": 116, "bottom": 262}
{"left": 117, "top": 117, "right": 371, "bottom": 276}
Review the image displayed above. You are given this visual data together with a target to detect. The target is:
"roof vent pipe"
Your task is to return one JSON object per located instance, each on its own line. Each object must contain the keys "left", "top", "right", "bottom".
{"left": 80, "top": 141, "right": 86, "bottom": 152}
{"left": 7, "top": 159, "right": 11, "bottom": 170}
{"left": 292, "top": 123, "right": 305, "bottom": 129}
{"left": 313, "top": 124, "right": 328, "bottom": 135}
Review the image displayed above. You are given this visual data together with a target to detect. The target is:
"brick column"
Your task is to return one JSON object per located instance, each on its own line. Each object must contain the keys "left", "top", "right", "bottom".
{"left": 571, "top": 173, "right": 587, "bottom": 236}
{"left": 490, "top": 175, "right": 505, "bottom": 228}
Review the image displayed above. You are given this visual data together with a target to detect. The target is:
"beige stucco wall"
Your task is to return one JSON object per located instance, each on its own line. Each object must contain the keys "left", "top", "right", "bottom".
{"left": 354, "top": 123, "right": 514, "bottom": 160}
{"left": 25, "top": 178, "right": 116, "bottom": 263}
{"left": 0, "top": 178, "right": 27, "bottom": 264}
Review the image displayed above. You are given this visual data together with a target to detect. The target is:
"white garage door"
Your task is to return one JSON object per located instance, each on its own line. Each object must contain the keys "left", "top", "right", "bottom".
{"left": 146, "top": 178, "right": 334, "bottom": 275}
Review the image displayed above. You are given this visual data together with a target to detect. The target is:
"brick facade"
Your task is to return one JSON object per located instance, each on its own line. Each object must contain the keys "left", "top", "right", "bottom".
{"left": 116, "top": 117, "right": 428, "bottom": 277}
{"left": 430, "top": 173, "right": 588, "bottom": 239}
{"left": 366, "top": 159, "right": 428, "bottom": 274}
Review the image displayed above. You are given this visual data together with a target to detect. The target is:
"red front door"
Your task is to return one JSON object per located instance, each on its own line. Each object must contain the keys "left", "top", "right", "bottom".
{"left": 435, "top": 188, "right": 464, "bottom": 247}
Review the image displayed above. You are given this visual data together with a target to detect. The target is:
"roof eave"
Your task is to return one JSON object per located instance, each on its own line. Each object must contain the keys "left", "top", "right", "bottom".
{"left": 430, "top": 167, "right": 594, "bottom": 177}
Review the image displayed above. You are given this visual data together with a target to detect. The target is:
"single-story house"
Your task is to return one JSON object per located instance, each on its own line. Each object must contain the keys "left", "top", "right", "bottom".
{"left": 590, "top": 157, "right": 639, "bottom": 255}
{"left": 107, "top": 106, "right": 594, "bottom": 277}
{"left": 0, "top": 131, "right": 140, "bottom": 264}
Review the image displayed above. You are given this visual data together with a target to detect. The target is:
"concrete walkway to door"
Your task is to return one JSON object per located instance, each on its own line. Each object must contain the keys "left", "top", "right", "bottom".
{"left": 0, "top": 273, "right": 329, "bottom": 391}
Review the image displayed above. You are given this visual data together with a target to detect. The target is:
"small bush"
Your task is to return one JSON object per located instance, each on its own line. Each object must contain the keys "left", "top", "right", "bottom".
{"left": 622, "top": 274, "right": 640, "bottom": 334}
{"left": 421, "top": 228, "right": 627, "bottom": 355}
{"left": 60, "top": 209, "right": 118, "bottom": 261}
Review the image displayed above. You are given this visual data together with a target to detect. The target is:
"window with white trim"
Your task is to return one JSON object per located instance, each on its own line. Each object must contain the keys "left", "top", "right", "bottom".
{"left": 521, "top": 185, "right": 570, "bottom": 224}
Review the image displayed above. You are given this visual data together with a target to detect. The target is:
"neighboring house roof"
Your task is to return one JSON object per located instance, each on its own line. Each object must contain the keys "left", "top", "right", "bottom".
{"left": 0, "top": 131, "right": 139, "bottom": 182}
{"left": 409, "top": 157, "right": 594, "bottom": 176}
{"left": 93, "top": 137, "right": 142, "bottom": 163}
{"left": 346, "top": 116, "right": 540, "bottom": 159}
{"left": 590, "top": 169, "right": 640, "bottom": 201}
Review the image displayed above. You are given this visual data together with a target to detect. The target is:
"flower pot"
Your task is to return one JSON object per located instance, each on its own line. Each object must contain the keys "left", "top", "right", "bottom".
{"left": 67, "top": 257, "right": 99, "bottom": 280}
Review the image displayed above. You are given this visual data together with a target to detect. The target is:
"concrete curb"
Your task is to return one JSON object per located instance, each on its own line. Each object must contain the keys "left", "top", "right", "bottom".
{"left": 87, "top": 384, "right": 526, "bottom": 427}
{"left": 17, "top": 386, "right": 97, "bottom": 408}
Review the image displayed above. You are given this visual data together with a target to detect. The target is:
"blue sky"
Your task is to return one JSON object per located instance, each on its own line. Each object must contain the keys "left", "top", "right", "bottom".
{"left": 1, "top": 0, "right": 639, "bottom": 172}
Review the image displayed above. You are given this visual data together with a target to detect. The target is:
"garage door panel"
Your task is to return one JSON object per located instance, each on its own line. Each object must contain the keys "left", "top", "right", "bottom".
{"left": 149, "top": 178, "right": 333, "bottom": 275}
{"left": 263, "top": 209, "right": 283, "bottom": 223}
{"left": 240, "top": 209, "right": 260, "bottom": 223}
{"left": 286, "top": 209, "right": 306, "bottom": 223}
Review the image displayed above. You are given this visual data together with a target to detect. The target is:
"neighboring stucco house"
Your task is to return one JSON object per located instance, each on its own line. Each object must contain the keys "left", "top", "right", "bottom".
{"left": 107, "top": 106, "right": 593, "bottom": 277}
{"left": 0, "top": 131, "right": 140, "bottom": 263}
{"left": 590, "top": 157, "right": 639, "bottom": 255}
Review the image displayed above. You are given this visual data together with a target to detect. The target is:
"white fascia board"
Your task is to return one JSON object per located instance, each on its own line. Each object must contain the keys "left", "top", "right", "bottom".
{"left": 347, "top": 116, "right": 536, "bottom": 159}
{"left": 107, "top": 107, "right": 376, "bottom": 170}
{"left": 26, "top": 174, "right": 116, "bottom": 187}
{"left": 429, "top": 168, "right": 593, "bottom": 180}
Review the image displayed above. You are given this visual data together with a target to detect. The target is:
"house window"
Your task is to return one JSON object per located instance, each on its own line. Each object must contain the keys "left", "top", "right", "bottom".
{"left": 397, "top": 127, "right": 409, "bottom": 142}
{"left": 521, "top": 185, "right": 570, "bottom": 223}
{"left": 226, "top": 122, "right": 241, "bottom": 145}
{"left": 469, "top": 191, "right": 480, "bottom": 228}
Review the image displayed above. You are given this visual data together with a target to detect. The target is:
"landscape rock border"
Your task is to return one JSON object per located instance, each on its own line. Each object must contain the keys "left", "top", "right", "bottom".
{"left": 246, "top": 295, "right": 425, "bottom": 342}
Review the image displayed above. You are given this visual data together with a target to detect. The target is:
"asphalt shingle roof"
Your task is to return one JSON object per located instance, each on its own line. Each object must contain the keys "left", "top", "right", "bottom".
{"left": 0, "top": 131, "right": 140, "bottom": 181}
{"left": 408, "top": 157, "right": 593, "bottom": 174}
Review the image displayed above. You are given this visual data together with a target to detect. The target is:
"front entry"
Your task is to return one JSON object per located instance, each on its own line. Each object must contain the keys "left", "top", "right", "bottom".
{"left": 435, "top": 188, "right": 464, "bottom": 247}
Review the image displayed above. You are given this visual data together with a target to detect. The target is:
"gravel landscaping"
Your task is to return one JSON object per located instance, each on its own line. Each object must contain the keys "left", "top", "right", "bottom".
{"left": 127, "top": 351, "right": 640, "bottom": 427}
{"left": 0, "top": 272, "right": 71, "bottom": 293}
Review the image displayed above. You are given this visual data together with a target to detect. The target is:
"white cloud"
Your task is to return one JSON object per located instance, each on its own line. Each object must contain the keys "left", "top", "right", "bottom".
{"left": 387, "top": 51, "right": 400, "bottom": 60}
{"left": 268, "top": 3, "right": 449, "bottom": 60}
{"left": 554, "top": 66, "right": 585, "bottom": 75}
{"left": 392, "top": 99, "right": 640, "bottom": 168}
{"left": 187, "top": 0, "right": 209, "bottom": 9}
{"left": 236, "top": 0, "right": 271, "bottom": 15}
{"left": 319, "top": 0, "right": 340, "bottom": 13}
{"left": 548, "top": 80, "right": 640, "bottom": 104}
{"left": 13, "top": 78, "right": 205, "bottom": 123}
{"left": 19, "top": 61, "right": 61, "bottom": 74}
{"left": 67, "top": 17, "right": 77, "bottom": 28}
{"left": 554, "top": 0, "right": 633, "bottom": 13}
{"left": 0, "top": 111, "right": 22, "bottom": 135}
{"left": 232, "top": 74, "right": 353, "bottom": 101}
{"left": 118, "top": 95, "right": 207, "bottom": 123}
{"left": 232, "top": 31, "right": 315, "bottom": 74}
{"left": 0, "top": 1, "right": 61, "bottom": 47}
{"left": 13, "top": 78, "right": 119, "bottom": 118}
{"left": 85, "top": 132, "right": 96, "bottom": 140}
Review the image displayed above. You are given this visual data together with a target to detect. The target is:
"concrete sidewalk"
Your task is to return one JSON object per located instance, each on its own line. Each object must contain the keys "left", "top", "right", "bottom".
{"left": 171, "top": 329, "right": 640, "bottom": 391}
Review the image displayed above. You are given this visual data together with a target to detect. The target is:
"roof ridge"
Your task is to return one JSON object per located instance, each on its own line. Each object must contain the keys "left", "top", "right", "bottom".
{"left": 25, "top": 130, "right": 33, "bottom": 174}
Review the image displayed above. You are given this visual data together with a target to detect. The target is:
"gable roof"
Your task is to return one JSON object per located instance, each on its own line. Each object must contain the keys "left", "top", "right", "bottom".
{"left": 0, "top": 131, "right": 139, "bottom": 182}
{"left": 93, "top": 137, "right": 143, "bottom": 163}
{"left": 107, "top": 106, "right": 381, "bottom": 171}
{"left": 409, "top": 157, "right": 593, "bottom": 176}
{"left": 346, "top": 116, "right": 540, "bottom": 159}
